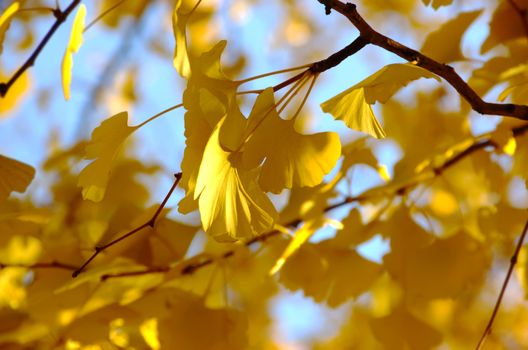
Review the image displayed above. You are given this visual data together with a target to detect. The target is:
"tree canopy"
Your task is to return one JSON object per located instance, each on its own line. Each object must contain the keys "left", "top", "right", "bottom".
{"left": 1, "top": 0, "right": 528, "bottom": 349}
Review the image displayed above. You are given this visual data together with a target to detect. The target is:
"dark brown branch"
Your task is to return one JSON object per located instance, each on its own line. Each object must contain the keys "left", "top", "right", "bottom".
{"left": 104, "top": 123, "right": 528, "bottom": 279}
{"left": 310, "top": 36, "right": 368, "bottom": 74}
{"left": 71, "top": 172, "right": 182, "bottom": 278}
{"left": 0, "top": 0, "right": 82, "bottom": 98}
{"left": 316, "top": 0, "right": 528, "bottom": 121}
{"left": 0, "top": 261, "right": 78, "bottom": 271}
{"left": 476, "top": 217, "right": 528, "bottom": 350}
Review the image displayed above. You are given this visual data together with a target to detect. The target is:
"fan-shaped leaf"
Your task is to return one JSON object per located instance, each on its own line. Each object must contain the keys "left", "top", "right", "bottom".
{"left": 78, "top": 112, "right": 138, "bottom": 202}
{"left": 0, "top": 155, "right": 35, "bottom": 201}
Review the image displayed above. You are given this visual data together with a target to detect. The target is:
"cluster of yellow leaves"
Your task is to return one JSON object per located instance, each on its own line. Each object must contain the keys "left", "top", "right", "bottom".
{"left": 3, "top": 0, "right": 528, "bottom": 349}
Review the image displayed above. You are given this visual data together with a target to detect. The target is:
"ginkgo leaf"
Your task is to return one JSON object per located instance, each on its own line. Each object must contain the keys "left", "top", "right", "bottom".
{"left": 178, "top": 42, "right": 240, "bottom": 213}
{"left": 370, "top": 305, "right": 443, "bottom": 350}
{"left": 129, "top": 288, "right": 248, "bottom": 350}
{"left": 280, "top": 241, "right": 382, "bottom": 307}
{"left": 0, "top": 67, "right": 29, "bottom": 115}
{"left": 0, "top": 1, "right": 19, "bottom": 55}
{"left": 245, "top": 88, "right": 341, "bottom": 193}
{"left": 270, "top": 219, "right": 325, "bottom": 275}
{"left": 321, "top": 64, "right": 439, "bottom": 138}
{"left": 61, "top": 4, "right": 86, "bottom": 100}
{"left": 322, "top": 87, "right": 385, "bottom": 139}
{"left": 194, "top": 117, "right": 278, "bottom": 241}
{"left": 78, "top": 112, "right": 138, "bottom": 202}
{"left": 172, "top": 0, "right": 191, "bottom": 78}
{"left": 421, "top": 10, "right": 482, "bottom": 63}
{"left": 0, "top": 155, "right": 35, "bottom": 201}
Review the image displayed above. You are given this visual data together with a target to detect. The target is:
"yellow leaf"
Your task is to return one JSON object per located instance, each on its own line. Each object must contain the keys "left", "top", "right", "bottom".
{"left": 386, "top": 229, "right": 489, "bottom": 299}
{"left": 321, "top": 64, "right": 439, "bottom": 138}
{"left": 322, "top": 87, "right": 385, "bottom": 139}
{"left": 131, "top": 288, "right": 248, "bottom": 350}
{"left": 172, "top": 0, "right": 191, "bottom": 78}
{"left": 429, "top": 189, "right": 458, "bottom": 216}
{"left": 270, "top": 220, "right": 322, "bottom": 275}
{"left": 482, "top": 1, "right": 528, "bottom": 53}
{"left": 370, "top": 305, "right": 442, "bottom": 350}
{"left": 280, "top": 241, "right": 382, "bottom": 307}
{"left": 491, "top": 124, "right": 517, "bottom": 156}
{"left": 0, "top": 154, "right": 35, "bottom": 201}
{"left": 0, "top": 68, "right": 29, "bottom": 115}
{"left": 178, "top": 42, "right": 239, "bottom": 213}
{"left": 377, "top": 163, "right": 391, "bottom": 182}
{"left": 245, "top": 88, "right": 341, "bottom": 193}
{"left": 78, "top": 112, "right": 138, "bottom": 202}
{"left": 421, "top": 10, "right": 482, "bottom": 63}
{"left": 194, "top": 117, "right": 278, "bottom": 241}
{"left": 61, "top": 4, "right": 86, "bottom": 100}
{"left": 0, "top": 1, "right": 19, "bottom": 55}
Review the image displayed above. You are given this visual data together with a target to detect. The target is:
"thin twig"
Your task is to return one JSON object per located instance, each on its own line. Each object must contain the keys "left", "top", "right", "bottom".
{"left": 72, "top": 173, "right": 183, "bottom": 277}
{"left": 476, "top": 217, "right": 528, "bottom": 349}
{"left": 84, "top": 0, "right": 128, "bottom": 33}
{"left": 0, "top": 261, "right": 78, "bottom": 270}
{"left": 316, "top": 0, "right": 528, "bottom": 121}
{"left": 0, "top": 0, "right": 82, "bottom": 98}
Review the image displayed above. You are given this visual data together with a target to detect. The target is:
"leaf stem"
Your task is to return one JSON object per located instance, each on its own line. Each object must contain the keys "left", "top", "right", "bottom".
{"left": 289, "top": 73, "right": 318, "bottom": 121}
{"left": 135, "top": 103, "right": 184, "bottom": 128}
{"left": 83, "top": 0, "right": 128, "bottom": 33}
{"left": 237, "top": 64, "right": 312, "bottom": 85}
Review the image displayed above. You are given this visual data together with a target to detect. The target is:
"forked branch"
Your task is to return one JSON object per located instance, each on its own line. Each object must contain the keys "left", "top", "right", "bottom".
{"left": 316, "top": 0, "right": 528, "bottom": 121}
{"left": 0, "top": 0, "right": 82, "bottom": 98}
{"left": 71, "top": 172, "right": 182, "bottom": 277}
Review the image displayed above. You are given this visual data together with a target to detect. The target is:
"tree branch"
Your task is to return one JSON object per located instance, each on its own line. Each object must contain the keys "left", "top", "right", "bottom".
{"left": 476, "top": 217, "right": 528, "bottom": 350}
{"left": 0, "top": 0, "right": 82, "bottom": 98}
{"left": 71, "top": 172, "right": 183, "bottom": 277}
{"left": 316, "top": 0, "right": 528, "bottom": 121}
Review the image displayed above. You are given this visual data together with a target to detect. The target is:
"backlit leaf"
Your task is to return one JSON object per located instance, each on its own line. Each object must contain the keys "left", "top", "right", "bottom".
{"left": 0, "top": 68, "right": 29, "bottom": 115}
{"left": 245, "top": 88, "right": 341, "bottom": 193}
{"left": 172, "top": 0, "right": 191, "bottom": 78}
{"left": 0, "top": 155, "right": 35, "bottom": 201}
{"left": 270, "top": 219, "right": 324, "bottom": 275}
{"left": 78, "top": 112, "right": 138, "bottom": 202}
{"left": 0, "top": 1, "right": 18, "bottom": 55}
{"left": 321, "top": 64, "right": 439, "bottom": 138}
{"left": 421, "top": 10, "right": 482, "bottom": 63}
{"left": 194, "top": 117, "right": 278, "bottom": 241}
{"left": 61, "top": 3, "right": 86, "bottom": 100}
{"left": 130, "top": 288, "right": 248, "bottom": 350}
